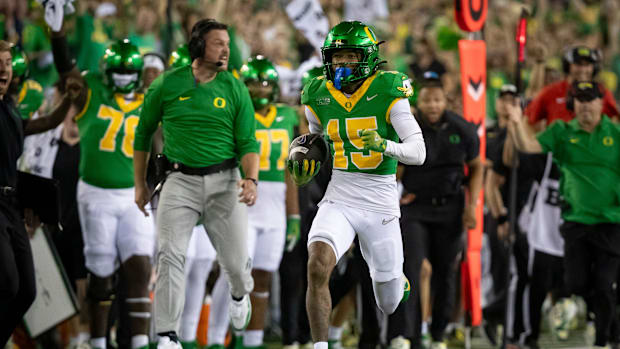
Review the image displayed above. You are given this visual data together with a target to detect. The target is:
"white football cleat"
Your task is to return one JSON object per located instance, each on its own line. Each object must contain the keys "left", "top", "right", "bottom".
{"left": 229, "top": 293, "right": 252, "bottom": 331}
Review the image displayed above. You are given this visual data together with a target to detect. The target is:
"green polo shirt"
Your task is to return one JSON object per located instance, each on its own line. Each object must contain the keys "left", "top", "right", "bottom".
{"left": 537, "top": 115, "right": 620, "bottom": 224}
{"left": 135, "top": 66, "right": 258, "bottom": 167}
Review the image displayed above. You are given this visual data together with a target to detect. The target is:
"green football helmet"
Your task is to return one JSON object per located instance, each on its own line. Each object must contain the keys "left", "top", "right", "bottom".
{"left": 11, "top": 47, "right": 29, "bottom": 79}
{"left": 321, "top": 21, "right": 382, "bottom": 87}
{"left": 103, "top": 39, "right": 143, "bottom": 93}
{"left": 239, "top": 55, "right": 279, "bottom": 109}
{"left": 301, "top": 66, "right": 323, "bottom": 88}
{"left": 169, "top": 44, "right": 191, "bottom": 68}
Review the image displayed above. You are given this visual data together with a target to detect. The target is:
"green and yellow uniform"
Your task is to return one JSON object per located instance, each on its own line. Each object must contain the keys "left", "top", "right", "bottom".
{"left": 301, "top": 70, "right": 411, "bottom": 175}
{"left": 135, "top": 66, "right": 258, "bottom": 166}
{"left": 75, "top": 73, "right": 144, "bottom": 188}
{"left": 255, "top": 104, "right": 299, "bottom": 182}
{"left": 16, "top": 79, "right": 45, "bottom": 119}
{"left": 537, "top": 115, "right": 620, "bottom": 224}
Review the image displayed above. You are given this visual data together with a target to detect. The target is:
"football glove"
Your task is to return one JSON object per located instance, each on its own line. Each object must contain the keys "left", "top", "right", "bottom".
{"left": 287, "top": 159, "right": 321, "bottom": 186}
{"left": 285, "top": 214, "right": 301, "bottom": 252}
{"left": 39, "top": 0, "right": 75, "bottom": 32}
{"left": 360, "top": 129, "right": 386, "bottom": 152}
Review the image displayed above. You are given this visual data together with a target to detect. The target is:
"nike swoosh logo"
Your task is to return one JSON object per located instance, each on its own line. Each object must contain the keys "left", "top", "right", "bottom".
{"left": 179, "top": 96, "right": 191, "bottom": 101}
{"left": 275, "top": 116, "right": 284, "bottom": 122}
{"left": 382, "top": 216, "right": 396, "bottom": 225}
{"left": 366, "top": 94, "right": 378, "bottom": 101}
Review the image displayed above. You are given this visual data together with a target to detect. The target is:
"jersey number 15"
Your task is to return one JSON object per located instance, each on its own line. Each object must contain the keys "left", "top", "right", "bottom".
{"left": 326, "top": 116, "right": 383, "bottom": 170}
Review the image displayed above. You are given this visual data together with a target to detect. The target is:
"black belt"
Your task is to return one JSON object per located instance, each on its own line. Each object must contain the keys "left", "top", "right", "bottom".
{"left": 0, "top": 186, "right": 17, "bottom": 197}
{"left": 171, "top": 158, "right": 237, "bottom": 176}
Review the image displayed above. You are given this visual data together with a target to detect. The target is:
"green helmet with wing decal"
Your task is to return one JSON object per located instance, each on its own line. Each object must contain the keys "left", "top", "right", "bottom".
{"left": 239, "top": 55, "right": 280, "bottom": 109}
{"left": 11, "top": 47, "right": 29, "bottom": 79}
{"left": 103, "top": 39, "right": 143, "bottom": 93}
{"left": 169, "top": 44, "right": 192, "bottom": 68}
{"left": 321, "top": 21, "right": 382, "bottom": 87}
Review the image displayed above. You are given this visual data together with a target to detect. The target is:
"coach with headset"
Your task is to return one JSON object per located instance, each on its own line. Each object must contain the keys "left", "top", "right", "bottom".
{"left": 525, "top": 45, "right": 619, "bottom": 129}
{"left": 133, "top": 19, "right": 259, "bottom": 348}
{"left": 509, "top": 80, "right": 620, "bottom": 348}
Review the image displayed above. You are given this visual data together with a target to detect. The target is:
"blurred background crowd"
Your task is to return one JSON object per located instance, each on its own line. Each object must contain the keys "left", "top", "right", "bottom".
{"left": 2, "top": 1, "right": 620, "bottom": 349}
{"left": 1, "top": 0, "right": 620, "bottom": 119}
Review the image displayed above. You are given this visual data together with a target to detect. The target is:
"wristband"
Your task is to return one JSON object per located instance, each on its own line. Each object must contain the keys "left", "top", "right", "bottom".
{"left": 245, "top": 177, "right": 258, "bottom": 186}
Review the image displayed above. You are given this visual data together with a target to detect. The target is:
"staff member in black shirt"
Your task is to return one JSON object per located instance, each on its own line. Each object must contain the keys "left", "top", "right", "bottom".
{"left": 388, "top": 73, "right": 483, "bottom": 349}
{"left": 0, "top": 40, "right": 73, "bottom": 346}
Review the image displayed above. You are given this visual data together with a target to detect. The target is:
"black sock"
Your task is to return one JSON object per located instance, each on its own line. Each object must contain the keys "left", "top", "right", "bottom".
{"left": 232, "top": 295, "right": 243, "bottom": 302}
{"left": 157, "top": 331, "right": 179, "bottom": 343}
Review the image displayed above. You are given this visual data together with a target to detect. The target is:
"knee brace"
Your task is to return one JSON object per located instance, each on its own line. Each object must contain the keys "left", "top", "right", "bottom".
{"left": 87, "top": 273, "right": 115, "bottom": 305}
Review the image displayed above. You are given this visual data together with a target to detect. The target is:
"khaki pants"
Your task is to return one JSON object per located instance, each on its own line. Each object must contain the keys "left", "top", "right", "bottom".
{"left": 154, "top": 169, "right": 254, "bottom": 332}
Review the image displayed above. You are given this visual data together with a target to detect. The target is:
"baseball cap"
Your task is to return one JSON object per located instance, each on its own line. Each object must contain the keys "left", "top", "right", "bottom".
{"left": 571, "top": 81, "right": 602, "bottom": 102}
{"left": 498, "top": 84, "right": 517, "bottom": 97}
{"left": 572, "top": 46, "right": 598, "bottom": 64}
{"left": 421, "top": 71, "right": 443, "bottom": 88}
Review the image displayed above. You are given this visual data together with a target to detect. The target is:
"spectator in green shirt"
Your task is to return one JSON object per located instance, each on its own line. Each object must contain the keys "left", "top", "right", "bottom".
{"left": 507, "top": 81, "right": 620, "bottom": 349}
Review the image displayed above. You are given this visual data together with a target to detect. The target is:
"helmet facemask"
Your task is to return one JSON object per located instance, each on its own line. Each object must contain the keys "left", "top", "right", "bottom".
{"left": 103, "top": 39, "right": 143, "bottom": 94}
{"left": 240, "top": 55, "right": 280, "bottom": 110}
{"left": 247, "top": 79, "right": 278, "bottom": 110}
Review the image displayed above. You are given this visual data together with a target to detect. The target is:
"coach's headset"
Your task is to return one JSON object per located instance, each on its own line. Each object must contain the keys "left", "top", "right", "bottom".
{"left": 188, "top": 18, "right": 225, "bottom": 66}
{"left": 566, "top": 81, "right": 603, "bottom": 111}
{"left": 562, "top": 46, "right": 601, "bottom": 77}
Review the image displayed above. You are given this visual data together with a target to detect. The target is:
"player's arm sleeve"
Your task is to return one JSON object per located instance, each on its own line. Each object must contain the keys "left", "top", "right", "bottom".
{"left": 384, "top": 98, "right": 426, "bottom": 165}
{"left": 305, "top": 106, "right": 323, "bottom": 134}
{"left": 134, "top": 75, "right": 164, "bottom": 152}
{"left": 234, "top": 83, "right": 259, "bottom": 157}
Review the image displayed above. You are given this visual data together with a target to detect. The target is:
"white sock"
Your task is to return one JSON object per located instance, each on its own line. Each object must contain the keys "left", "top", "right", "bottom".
{"left": 90, "top": 337, "right": 106, "bottom": 349}
{"left": 243, "top": 330, "right": 264, "bottom": 347}
{"left": 314, "top": 342, "right": 328, "bottom": 349}
{"left": 328, "top": 326, "right": 343, "bottom": 341}
{"left": 422, "top": 321, "right": 429, "bottom": 334}
{"left": 132, "top": 334, "right": 149, "bottom": 348}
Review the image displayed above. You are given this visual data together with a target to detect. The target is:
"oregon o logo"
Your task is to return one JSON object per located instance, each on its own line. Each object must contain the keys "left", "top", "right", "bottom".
{"left": 214, "top": 97, "right": 226, "bottom": 108}
{"left": 603, "top": 136, "right": 614, "bottom": 146}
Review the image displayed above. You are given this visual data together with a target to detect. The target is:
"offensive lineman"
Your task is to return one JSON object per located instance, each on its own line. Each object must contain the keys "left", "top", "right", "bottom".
{"left": 290, "top": 21, "right": 426, "bottom": 349}
{"left": 47, "top": 13, "right": 155, "bottom": 349}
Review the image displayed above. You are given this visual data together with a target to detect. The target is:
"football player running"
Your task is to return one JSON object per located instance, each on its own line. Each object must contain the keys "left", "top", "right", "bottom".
{"left": 47, "top": 17, "right": 155, "bottom": 349}
{"left": 291, "top": 21, "right": 426, "bottom": 349}
{"left": 208, "top": 55, "right": 300, "bottom": 349}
